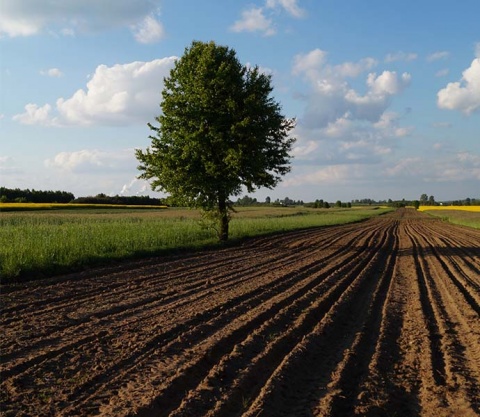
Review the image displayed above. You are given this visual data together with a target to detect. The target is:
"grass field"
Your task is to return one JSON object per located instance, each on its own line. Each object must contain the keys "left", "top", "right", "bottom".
{"left": 417, "top": 205, "right": 480, "bottom": 229}
{"left": 0, "top": 205, "right": 392, "bottom": 283}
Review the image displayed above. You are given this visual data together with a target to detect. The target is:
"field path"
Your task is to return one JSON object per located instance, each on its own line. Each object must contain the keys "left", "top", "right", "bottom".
{"left": 1, "top": 208, "right": 479, "bottom": 416}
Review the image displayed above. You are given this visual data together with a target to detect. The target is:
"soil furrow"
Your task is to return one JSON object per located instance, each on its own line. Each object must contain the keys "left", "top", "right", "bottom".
{"left": 2, "top": 208, "right": 479, "bottom": 417}
{"left": 240, "top": 224, "right": 394, "bottom": 416}
{"left": 409, "top": 223, "right": 480, "bottom": 415}
{"left": 163, "top": 226, "right": 389, "bottom": 417}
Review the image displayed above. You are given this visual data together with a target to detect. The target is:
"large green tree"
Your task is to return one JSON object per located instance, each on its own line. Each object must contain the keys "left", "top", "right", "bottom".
{"left": 136, "top": 41, "right": 296, "bottom": 240}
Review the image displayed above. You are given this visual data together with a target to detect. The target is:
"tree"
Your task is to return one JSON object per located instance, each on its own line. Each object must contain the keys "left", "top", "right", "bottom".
{"left": 136, "top": 41, "right": 295, "bottom": 240}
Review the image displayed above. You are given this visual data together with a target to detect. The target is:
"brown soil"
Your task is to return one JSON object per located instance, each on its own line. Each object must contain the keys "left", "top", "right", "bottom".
{"left": 1, "top": 208, "right": 479, "bottom": 417}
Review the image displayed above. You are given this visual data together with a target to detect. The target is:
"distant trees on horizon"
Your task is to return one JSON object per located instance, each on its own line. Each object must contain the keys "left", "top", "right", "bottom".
{"left": 1, "top": 187, "right": 477, "bottom": 207}
{"left": 0, "top": 188, "right": 165, "bottom": 206}
{"left": 0, "top": 187, "right": 74, "bottom": 204}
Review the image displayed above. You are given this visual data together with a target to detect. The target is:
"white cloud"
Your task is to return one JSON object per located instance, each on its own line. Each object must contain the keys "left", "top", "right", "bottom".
{"left": 40, "top": 68, "right": 63, "bottom": 77}
{"left": 293, "top": 50, "right": 410, "bottom": 126}
{"left": 12, "top": 103, "right": 55, "bottom": 126}
{"left": 131, "top": 15, "right": 165, "bottom": 44}
{"left": 334, "top": 58, "right": 378, "bottom": 78}
{"left": 14, "top": 57, "right": 177, "bottom": 126}
{"left": 292, "top": 49, "right": 328, "bottom": 78}
{"left": 366, "top": 71, "right": 411, "bottom": 95}
{"left": 385, "top": 157, "right": 422, "bottom": 177}
{"left": 288, "top": 50, "right": 413, "bottom": 180}
{"left": 119, "top": 178, "right": 151, "bottom": 196}
{"left": 231, "top": 0, "right": 305, "bottom": 36}
{"left": 385, "top": 51, "right": 418, "bottom": 63}
{"left": 0, "top": 0, "right": 164, "bottom": 42}
{"left": 45, "top": 148, "right": 135, "bottom": 173}
{"left": 266, "top": 0, "right": 306, "bottom": 18}
{"left": 283, "top": 165, "right": 355, "bottom": 186}
{"left": 437, "top": 57, "right": 480, "bottom": 115}
{"left": 292, "top": 140, "right": 319, "bottom": 158}
{"left": 230, "top": 7, "right": 275, "bottom": 36}
{"left": 427, "top": 51, "right": 450, "bottom": 62}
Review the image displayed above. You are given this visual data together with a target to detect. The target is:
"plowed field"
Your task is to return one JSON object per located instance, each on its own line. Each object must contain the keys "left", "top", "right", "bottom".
{"left": 1, "top": 209, "right": 480, "bottom": 417}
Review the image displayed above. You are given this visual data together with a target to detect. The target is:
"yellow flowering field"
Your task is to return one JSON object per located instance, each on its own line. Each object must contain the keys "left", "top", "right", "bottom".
{"left": 417, "top": 206, "right": 480, "bottom": 212}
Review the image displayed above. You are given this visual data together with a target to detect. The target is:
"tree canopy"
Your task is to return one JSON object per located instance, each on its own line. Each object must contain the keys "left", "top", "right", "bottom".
{"left": 136, "top": 40, "right": 296, "bottom": 240}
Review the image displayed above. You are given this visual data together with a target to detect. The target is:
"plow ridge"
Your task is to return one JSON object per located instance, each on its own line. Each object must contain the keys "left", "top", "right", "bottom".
{"left": 1, "top": 209, "right": 479, "bottom": 417}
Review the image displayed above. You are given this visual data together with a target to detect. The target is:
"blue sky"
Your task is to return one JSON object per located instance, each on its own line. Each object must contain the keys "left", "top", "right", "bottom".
{"left": 1, "top": 0, "right": 479, "bottom": 202}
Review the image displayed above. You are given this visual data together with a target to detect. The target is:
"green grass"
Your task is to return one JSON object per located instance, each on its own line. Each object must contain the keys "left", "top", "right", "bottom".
{"left": 422, "top": 209, "right": 480, "bottom": 229}
{"left": 0, "top": 206, "right": 392, "bottom": 283}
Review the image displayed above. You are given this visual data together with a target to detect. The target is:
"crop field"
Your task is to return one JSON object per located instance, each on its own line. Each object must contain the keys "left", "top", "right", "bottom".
{"left": 0, "top": 205, "right": 391, "bottom": 282}
{"left": 1, "top": 208, "right": 479, "bottom": 416}
{"left": 418, "top": 206, "right": 480, "bottom": 229}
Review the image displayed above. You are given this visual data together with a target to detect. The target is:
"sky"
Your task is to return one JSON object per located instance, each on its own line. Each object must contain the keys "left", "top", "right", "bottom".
{"left": 1, "top": 0, "right": 479, "bottom": 203}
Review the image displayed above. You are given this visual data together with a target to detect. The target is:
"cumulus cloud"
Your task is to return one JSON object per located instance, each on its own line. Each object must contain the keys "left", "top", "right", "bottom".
{"left": 334, "top": 58, "right": 378, "bottom": 78}
{"left": 12, "top": 103, "right": 55, "bottom": 126}
{"left": 45, "top": 148, "right": 136, "bottom": 173}
{"left": 40, "top": 68, "right": 63, "bottom": 77}
{"left": 131, "top": 15, "right": 165, "bottom": 44}
{"left": 0, "top": 0, "right": 165, "bottom": 42}
{"left": 293, "top": 49, "right": 410, "bottom": 127}
{"left": 283, "top": 164, "right": 355, "bottom": 187}
{"left": 231, "top": 0, "right": 305, "bottom": 36}
{"left": 265, "top": 0, "right": 306, "bottom": 18}
{"left": 437, "top": 55, "right": 480, "bottom": 115}
{"left": 230, "top": 7, "right": 275, "bottom": 36}
{"left": 287, "top": 49, "right": 414, "bottom": 186}
{"left": 14, "top": 57, "right": 177, "bottom": 126}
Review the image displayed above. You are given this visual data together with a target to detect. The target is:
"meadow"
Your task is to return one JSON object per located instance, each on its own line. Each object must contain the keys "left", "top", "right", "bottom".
{"left": 417, "top": 205, "right": 480, "bottom": 229}
{"left": 0, "top": 204, "right": 392, "bottom": 282}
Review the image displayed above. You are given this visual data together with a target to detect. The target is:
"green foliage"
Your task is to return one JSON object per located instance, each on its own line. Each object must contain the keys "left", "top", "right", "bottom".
{"left": 136, "top": 41, "right": 295, "bottom": 240}
{"left": 236, "top": 195, "right": 258, "bottom": 206}
{"left": 73, "top": 194, "right": 165, "bottom": 206}
{"left": 0, "top": 187, "right": 74, "bottom": 203}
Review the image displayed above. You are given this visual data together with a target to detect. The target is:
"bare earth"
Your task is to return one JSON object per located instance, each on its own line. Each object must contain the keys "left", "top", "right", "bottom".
{"left": 1, "top": 208, "right": 479, "bottom": 417}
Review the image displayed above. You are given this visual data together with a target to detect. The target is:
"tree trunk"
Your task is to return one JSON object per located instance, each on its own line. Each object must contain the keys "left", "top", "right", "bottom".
{"left": 218, "top": 198, "right": 229, "bottom": 241}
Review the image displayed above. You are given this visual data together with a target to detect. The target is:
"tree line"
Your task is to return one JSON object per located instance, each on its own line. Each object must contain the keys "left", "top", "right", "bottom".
{"left": 0, "top": 187, "right": 74, "bottom": 203}
{"left": 0, "top": 188, "right": 165, "bottom": 206}
{"left": 72, "top": 194, "right": 165, "bottom": 206}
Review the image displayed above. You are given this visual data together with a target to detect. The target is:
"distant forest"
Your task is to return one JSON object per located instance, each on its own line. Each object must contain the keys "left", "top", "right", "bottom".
{"left": 0, "top": 188, "right": 165, "bottom": 206}
{"left": 0, "top": 187, "right": 477, "bottom": 207}
{"left": 0, "top": 187, "right": 75, "bottom": 204}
